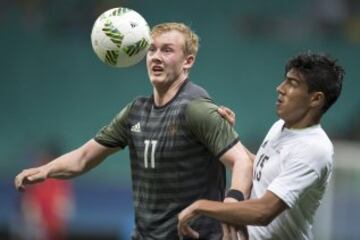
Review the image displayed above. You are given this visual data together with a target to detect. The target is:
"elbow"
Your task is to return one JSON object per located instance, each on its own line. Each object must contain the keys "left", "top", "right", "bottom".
{"left": 256, "top": 210, "right": 277, "bottom": 226}
{"left": 257, "top": 216, "right": 273, "bottom": 226}
{"left": 70, "top": 147, "right": 90, "bottom": 175}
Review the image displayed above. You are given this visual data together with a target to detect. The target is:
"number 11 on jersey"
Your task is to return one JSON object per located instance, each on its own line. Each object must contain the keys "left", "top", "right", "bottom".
{"left": 144, "top": 139, "right": 158, "bottom": 168}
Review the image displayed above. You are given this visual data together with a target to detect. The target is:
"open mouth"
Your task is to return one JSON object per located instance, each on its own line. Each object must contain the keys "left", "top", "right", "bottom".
{"left": 152, "top": 65, "right": 163, "bottom": 73}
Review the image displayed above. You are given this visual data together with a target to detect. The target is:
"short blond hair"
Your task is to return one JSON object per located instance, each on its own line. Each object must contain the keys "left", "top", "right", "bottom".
{"left": 151, "top": 22, "right": 200, "bottom": 56}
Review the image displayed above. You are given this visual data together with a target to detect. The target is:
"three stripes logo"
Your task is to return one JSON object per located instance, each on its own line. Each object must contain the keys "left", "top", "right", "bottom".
{"left": 131, "top": 122, "right": 141, "bottom": 133}
{"left": 123, "top": 38, "right": 149, "bottom": 57}
{"left": 102, "top": 19, "right": 124, "bottom": 47}
{"left": 105, "top": 50, "right": 120, "bottom": 65}
{"left": 102, "top": 19, "right": 124, "bottom": 65}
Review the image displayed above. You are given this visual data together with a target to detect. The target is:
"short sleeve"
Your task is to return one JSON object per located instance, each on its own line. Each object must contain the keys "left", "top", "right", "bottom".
{"left": 185, "top": 98, "right": 239, "bottom": 157}
{"left": 268, "top": 143, "right": 332, "bottom": 208}
{"left": 268, "top": 161, "right": 319, "bottom": 208}
{"left": 94, "top": 102, "right": 133, "bottom": 148}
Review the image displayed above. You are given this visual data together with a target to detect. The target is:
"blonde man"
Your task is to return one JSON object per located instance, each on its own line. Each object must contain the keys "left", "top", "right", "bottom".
{"left": 15, "top": 23, "right": 252, "bottom": 239}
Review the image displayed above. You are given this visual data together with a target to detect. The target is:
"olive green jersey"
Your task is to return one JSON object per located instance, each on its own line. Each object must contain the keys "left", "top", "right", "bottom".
{"left": 95, "top": 80, "right": 239, "bottom": 240}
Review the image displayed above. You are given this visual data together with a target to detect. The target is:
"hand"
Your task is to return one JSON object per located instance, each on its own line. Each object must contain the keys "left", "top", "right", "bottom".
{"left": 218, "top": 106, "right": 236, "bottom": 126}
{"left": 222, "top": 223, "right": 238, "bottom": 240}
{"left": 222, "top": 197, "right": 249, "bottom": 240}
{"left": 236, "top": 225, "right": 249, "bottom": 240}
{"left": 178, "top": 201, "right": 201, "bottom": 239}
{"left": 14, "top": 167, "right": 49, "bottom": 192}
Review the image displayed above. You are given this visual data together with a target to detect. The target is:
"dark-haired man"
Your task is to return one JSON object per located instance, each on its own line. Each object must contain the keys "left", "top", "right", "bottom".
{"left": 178, "top": 52, "right": 345, "bottom": 240}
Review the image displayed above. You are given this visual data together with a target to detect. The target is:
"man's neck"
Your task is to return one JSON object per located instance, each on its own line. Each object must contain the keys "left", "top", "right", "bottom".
{"left": 153, "top": 78, "right": 187, "bottom": 107}
{"left": 284, "top": 115, "right": 321, "bottom": 129}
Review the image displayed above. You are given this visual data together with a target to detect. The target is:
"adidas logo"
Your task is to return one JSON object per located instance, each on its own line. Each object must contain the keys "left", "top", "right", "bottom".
{"left": 131, "top": 122, "right": 141, "bottom": 133}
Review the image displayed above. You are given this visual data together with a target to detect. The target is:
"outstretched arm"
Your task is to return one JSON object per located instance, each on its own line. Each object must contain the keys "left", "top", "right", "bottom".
{"left": 178, "top": 191, "right": 288, "bottom": 238}
{"left": 15, "top": 139, "right": 119, "bottom": 191}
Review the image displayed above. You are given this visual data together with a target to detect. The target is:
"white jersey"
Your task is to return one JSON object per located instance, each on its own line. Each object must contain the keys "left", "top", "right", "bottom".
{"left": 248, "top": 120, "right": 333, "bottom": 240}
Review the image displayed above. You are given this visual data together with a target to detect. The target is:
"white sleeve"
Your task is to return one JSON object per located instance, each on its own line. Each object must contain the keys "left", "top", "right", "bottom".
{"left": 267, "top": 161, "right": 318, "bottom": 208}
{"left": 267, "top": 141, "right": 331, "bottom": 208}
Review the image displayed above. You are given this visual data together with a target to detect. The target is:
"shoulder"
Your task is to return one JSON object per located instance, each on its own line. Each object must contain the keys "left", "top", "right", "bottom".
{"left": 132, "top": 95, "right": 152, "bottom": 105}
{"left": 184, "top": 98, "right": 237, "bottom": 136}
{"left": 269, "top": 120, "right": 285, "bottom": 134}
{"left": 262, "top": 120, "right": 284, "bottom": 142}
{"left": 110, "top": 97, "right": 146, "bottom": 124}
{"left": 129, "top": 95, "right": 153, "bottom": 112}
{"left": 185, "top": 98, "right": 217, "bottom": 121}
{"left": 289, "top": 129, "right": 333, "bottom": 176}
{"left": 294, "top": 128, "right": 333, "bottom": 159}
{"left": 183, "top": 98, "right": 239, "bottom": 156}
{"left": 181, "top": 81, "right": 210, "bottom": 100}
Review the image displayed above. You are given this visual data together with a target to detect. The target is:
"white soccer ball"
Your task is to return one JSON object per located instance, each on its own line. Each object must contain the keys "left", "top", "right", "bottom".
{"left": 91, "top": 7, "right": 151, "bottom": 68}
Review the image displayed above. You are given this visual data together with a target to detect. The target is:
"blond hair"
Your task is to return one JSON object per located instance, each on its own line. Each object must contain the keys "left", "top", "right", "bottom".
{"left": 151, "top": 22, "right": 200, "bottom": 56}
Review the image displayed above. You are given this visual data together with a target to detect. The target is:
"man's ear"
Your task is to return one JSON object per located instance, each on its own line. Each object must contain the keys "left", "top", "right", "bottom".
{"left": 310, "top": 92, "right": 325, "bottom": 109}
{"left": 184, "top": 55, "right": 195, "bottom": 71}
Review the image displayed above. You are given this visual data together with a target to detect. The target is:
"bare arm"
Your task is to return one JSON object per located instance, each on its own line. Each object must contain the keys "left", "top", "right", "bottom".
{"left": 178, "top": 191, "right": 288, "bottom": 238}
{"left": 219, "top": 141, "right": 253, "bottom": 240}
{"left": 220, "top": 141, "right": 253, "bottom": 199}
{"left": 195, "top": 191, "right": 287, "bottom": 226}
{"left": 15, "top": 139, "right": 119, "bottom": 191}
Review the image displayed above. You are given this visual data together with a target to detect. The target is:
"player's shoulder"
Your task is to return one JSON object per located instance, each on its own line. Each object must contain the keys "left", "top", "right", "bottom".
{"left": 181, "top": 80, "right": 210, "bottom": 100}
{"left": 270, "top": 119, "right": 285, "bottom": 132}
{"left": 263, "top": 120, "right": 285, "bottom": 140}
{"left": 130, "top": 95, "right": 153, "bottom": 110}
{"left": 297, "top": 126, "right": 333, "bottom": 154}
{"left": 133, "top": 95, "right": 152, "bottom": 104}
{"left": 291, "top": 126, "right": 333, "bottom": 174}
{"left": 185, "top": 98, "right": 218, "bottom": 119}
{"left": 184, "top": 97, "right": 226, "bottom": 131}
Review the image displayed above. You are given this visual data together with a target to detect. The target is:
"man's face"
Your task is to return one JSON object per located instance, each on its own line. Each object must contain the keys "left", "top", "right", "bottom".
{"left": 276, "top": 68, "right": 314, "bottom": 127}
{"left": 146, "top": 30, "right": 189, "bottom": 87}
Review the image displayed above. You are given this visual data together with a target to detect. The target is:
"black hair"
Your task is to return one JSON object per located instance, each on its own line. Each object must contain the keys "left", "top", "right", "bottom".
{"left": 285, "top": 52, "right": 345, "bottom": 113}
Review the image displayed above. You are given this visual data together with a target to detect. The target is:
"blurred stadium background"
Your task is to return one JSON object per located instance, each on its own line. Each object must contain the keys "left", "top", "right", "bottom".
{"left": 1, "top": 0, "right": 360, "bottom": 239}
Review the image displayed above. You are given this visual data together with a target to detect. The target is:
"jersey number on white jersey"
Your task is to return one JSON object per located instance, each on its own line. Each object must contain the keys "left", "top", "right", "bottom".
{"left": 254, "top": 154, "right": 269, "bottom": 181}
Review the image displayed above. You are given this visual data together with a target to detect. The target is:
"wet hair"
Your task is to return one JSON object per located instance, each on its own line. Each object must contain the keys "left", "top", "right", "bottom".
{"left": 151, "top": 22, "right": 199, "bottom": 56}
{"left": 285, "top": 52, "right": 345, "bottom": 113}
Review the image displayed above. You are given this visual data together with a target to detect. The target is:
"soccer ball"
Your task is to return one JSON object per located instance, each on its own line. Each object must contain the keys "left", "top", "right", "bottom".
{"left": 91, "top": 7, "right": 151, "bottom": 68}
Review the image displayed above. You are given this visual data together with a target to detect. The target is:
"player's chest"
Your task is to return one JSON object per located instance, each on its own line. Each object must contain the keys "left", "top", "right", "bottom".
{"left": 128, "top": 105, "right": 193, "bottom": 154}
{"left": 129, "top": 109, "right": 184, "bottom": 140}
{"left": 253, "top": 139, "right": 283, "bottom": 183}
